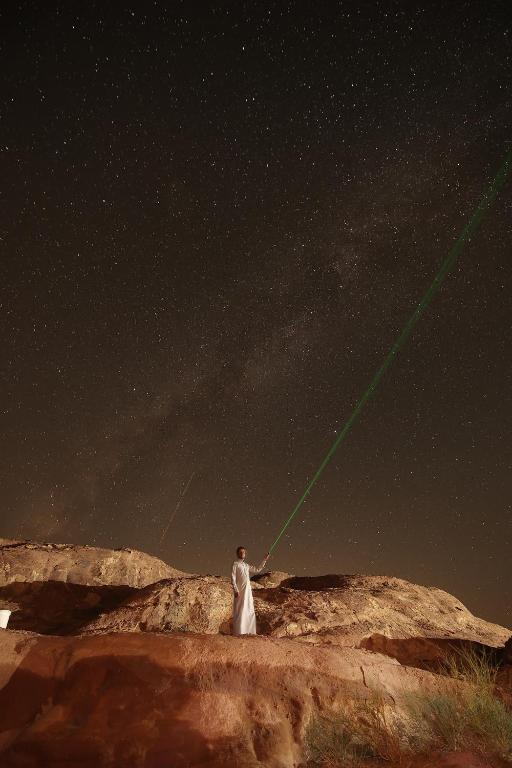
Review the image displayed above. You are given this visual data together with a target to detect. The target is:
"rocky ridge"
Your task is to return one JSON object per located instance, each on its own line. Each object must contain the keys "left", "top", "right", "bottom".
{"left": 0, "top": 538, "right": 185, "bottom": 588}
{"left": 0, "top": 538, "right": 510, "bottom": 768}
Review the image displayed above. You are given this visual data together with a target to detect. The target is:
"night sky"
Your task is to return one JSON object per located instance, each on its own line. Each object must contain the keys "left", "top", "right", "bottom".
{"left": 1, "top": 3, "right": 511, "bottom": 627}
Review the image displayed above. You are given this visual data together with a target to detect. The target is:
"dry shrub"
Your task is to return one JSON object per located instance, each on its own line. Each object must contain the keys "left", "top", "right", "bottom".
{"left": 305, "top": 693, "right": 407, "bottom": 767}
{"left": 306, "top": 645, "right": 512, "bottom": 766}
{"left": 404, "top": 644, "right": 512, "bottom": 761}
{"left": 441, "top": 643, "right": 499, "bottom": 690}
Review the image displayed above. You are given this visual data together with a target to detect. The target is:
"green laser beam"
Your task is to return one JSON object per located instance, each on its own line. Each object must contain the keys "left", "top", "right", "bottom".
{"left": 268, "top": 151, "right": 512, "bottom": 555}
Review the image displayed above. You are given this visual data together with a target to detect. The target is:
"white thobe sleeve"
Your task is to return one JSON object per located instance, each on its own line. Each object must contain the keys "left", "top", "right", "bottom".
{"left": 247, "top": 560, "right": 266, "bottom": 574}
{"left": 231, "top": 561, "right": 239, "bottom": 592}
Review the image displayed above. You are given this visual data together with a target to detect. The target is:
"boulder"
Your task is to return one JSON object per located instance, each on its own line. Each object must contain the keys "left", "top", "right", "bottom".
{"left": 253, "top": 574, "right": 510, "bottom": 666}
{"left": 0, "top": 539, "right": 186, "bottom": 588}
{"left": 82, "top": 576, "right": 234, "bottom": 635}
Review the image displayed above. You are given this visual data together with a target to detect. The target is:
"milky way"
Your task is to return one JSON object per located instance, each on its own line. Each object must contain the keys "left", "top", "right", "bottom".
{"left": 1, "top": 2, "right": 511, "bottom": 625}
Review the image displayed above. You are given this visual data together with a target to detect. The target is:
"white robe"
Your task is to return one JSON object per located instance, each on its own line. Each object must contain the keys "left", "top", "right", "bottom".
{"left": 231, "top": 557, "right": 265, "bottom": 635}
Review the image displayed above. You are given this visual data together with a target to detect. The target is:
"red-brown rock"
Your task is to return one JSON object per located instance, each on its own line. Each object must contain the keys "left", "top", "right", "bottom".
{"left": 0, "top": 629, "right": 465, "bottom": 768}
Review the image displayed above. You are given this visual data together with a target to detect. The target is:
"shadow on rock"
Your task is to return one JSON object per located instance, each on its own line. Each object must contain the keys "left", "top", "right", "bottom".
{"left": 0, "top": 641, "right": 241, "bottom": 768}
{"left": 276, "top": 574, "right": 353, "bottom": 591}
{"left": 0, "top": 580, "right": 138, "bottom": 635}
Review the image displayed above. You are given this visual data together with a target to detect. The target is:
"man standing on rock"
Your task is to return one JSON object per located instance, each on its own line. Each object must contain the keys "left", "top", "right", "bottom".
{"left": 231, "top": 546, "right": 269, "bottom": 635}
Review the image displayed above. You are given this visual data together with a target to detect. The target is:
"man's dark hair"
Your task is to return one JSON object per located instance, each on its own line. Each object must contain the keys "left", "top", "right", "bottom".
{"left": 236, "top": 545, "right": 246, "bottom": 557}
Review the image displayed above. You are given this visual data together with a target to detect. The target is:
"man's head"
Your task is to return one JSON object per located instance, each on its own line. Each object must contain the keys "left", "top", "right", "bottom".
{"left": 236, "top": 546, "right": 246, "bottom": 560}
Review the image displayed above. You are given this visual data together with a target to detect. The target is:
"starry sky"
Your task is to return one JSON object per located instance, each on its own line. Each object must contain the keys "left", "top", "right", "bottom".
{"left": 1, "top": 2, "right": 511, "bottom": 627}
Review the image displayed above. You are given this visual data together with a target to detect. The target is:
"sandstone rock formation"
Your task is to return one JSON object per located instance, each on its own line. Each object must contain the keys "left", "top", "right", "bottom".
{"left": 0, "top": 539, "right": 510, "bottom": 767}
{"left": 2, "top": 556, "right": 509, "bottom": 674}
{"left": 253, "top": 574, "right": 510, "bottom": 669}
{"left": 77, "top": 572, "right": 510, "bottom": 671}
{"left": 82, "top": 576, "right": 234, "bottom": 635}
{"left": 0, "top": 629, "right": 465, "bottom": 768}
{"left": 0, "top": 538, "right": 185, "bottom": 588}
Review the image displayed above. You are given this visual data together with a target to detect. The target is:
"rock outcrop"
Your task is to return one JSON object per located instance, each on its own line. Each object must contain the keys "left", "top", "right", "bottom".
{"left": 82, "top": 576, "right": 234, "bottom": 635}
{"left": 253, "top": 574, "right": 510, "bottom": 669}
{"left": 1, "top": 555, "right": 509, "bottom": 673}
{"left": 0, "top": 539, "right": 510, "bottom": 767}
{"left": 254, "top": 573, "right": 509, "bottom": 646}
{"left": 0, "top": 538, "right": 186, "bottom": 588}
{"left": 78, "top": 572, "right": 510, "bottom": 670}
{"left": 0, "top": 629, "right": 464, "bottom": 768}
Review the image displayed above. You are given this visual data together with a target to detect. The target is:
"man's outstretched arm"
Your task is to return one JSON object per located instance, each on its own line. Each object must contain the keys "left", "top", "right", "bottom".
{"left": 248, "top": 553, "right": 270, "bottom": 574}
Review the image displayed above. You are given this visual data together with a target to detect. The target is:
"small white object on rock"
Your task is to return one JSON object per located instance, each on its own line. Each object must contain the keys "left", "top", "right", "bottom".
{"left": 0, "top": 610, "right": 11, "bottom": 629}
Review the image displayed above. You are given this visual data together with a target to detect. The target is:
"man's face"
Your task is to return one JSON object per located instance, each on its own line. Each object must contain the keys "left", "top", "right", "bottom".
{"left": 238, "top": 548, "right": 246, "bottom": 560}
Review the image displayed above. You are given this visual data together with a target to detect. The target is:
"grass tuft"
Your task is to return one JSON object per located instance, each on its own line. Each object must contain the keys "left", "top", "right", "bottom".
{"left": 305, "top": 710, "right": 376, "bottom": 767}
{"left": 305, "top": 693, "right": 406, "bottom": 767}
{"left": 404, "top": 644, "right": 512, "bottom": 761}
{"left": 305, "top": 644, "right": 512, "bottom": 766}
